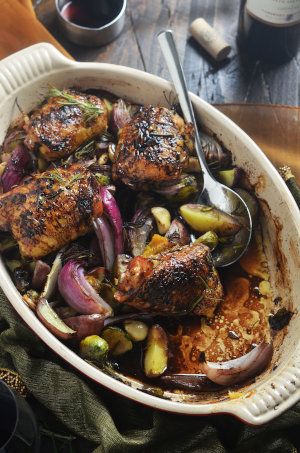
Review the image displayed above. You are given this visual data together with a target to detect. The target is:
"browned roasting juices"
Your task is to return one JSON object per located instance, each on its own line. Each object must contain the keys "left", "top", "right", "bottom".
{"left": 114, "top": 237, "right": 272, "bottom": 380}
{"left": 0, "top": 87, "right": 282, "bottom": 395}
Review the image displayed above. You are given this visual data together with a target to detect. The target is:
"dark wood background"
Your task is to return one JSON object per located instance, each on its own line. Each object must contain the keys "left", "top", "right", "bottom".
{"left": 36, "top": 0, "right": 300, "bottom": 106}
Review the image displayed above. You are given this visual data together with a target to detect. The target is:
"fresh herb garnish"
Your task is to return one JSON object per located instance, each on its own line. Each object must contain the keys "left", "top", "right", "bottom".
{"left": 67, "top": 172, "right": 84, "bottom": 187}
{"left": 46, "top": 169, "right": 65, "bottom": 184}
{"left": 37, "top": 170, "right": 84, "bottom": 207}
{"left": 149, "top": 133, "right": 174, "bottom": 138}
{"left": 94, "top": 173, "right": 110, "bottom": 186}
{"left": 48, "top": 87, "right": 103, "bottom": 123}
{"left": 46, "top": 168, "right": 83, "bottom": 187}
{"left": 74, "top": 141, "right": 95, "bottom": 160}
{"left": 188, "top": 294, "right": 204, "bottom": 312}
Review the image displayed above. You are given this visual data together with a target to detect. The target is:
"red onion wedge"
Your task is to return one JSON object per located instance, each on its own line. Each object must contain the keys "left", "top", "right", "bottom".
{"left": 110, "top": 99, "right": 132, "bottom": 134}
{"left": 32, "top": 260, "right": 51, "bottom": 291}
{"left": 2, "top": 128, "right": 25, "bottom": 153}
{"left": 166, "top": 219, "right": 190, "bottom": 246}
{"left": 202, "top": 343, "right": 273, "bottom": 386}
{"left": 58, "top": 260, "right": 113, "bottom": 316}
{"left": 64, "top": 314, "right": 105, "bottom": 341}
{"left": 129, "top": 208, "right": 154, "bottom": 257}
{"left": 36, "top": 298, "right": 76, "bottom": 340}
{"left": 1, "top": 144, "right": 31, "bottom": 192}
{"left": 100, "top": 187, "right": 124, "bottom": 255}
{"left": 160, "top": 374, "right": 221, "bottom": 392}
{"left": 93, "top": 217, "right": 115, "bottom": 271}
{"left": 41, "top": 252, "right": 62, "bottom": 300}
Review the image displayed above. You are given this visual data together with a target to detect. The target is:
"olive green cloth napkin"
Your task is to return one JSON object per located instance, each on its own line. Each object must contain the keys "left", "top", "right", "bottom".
{"left": 0, "top": 294, "right": 300, "bottom": 452}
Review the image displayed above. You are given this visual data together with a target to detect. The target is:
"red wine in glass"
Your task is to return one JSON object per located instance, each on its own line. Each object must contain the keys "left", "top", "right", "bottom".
{"left": 61, "top": 0, "right": 119, "bottom": 28}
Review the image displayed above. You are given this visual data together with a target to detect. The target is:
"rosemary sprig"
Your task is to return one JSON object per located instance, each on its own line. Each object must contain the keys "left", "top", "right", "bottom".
{"left": 67, "top": 172, "right": 84, "bottom": 187}
{"left": 188, "top": 294, "right": 204, "bottom": 312}
{"left": 47, "top": 169, "right": 65, "bottom": 184}
{"left": 48, "top": 87, "right": 103, "bottom": 122}
{"left": 75, "top": 140, "right": 95, "bottom": 160}
{"left": 149, "top": 132, "right": 174, "bottom": 138}
{"left": 46, "top": 168, "right": 83, "bottom": 187}
{"left": 37, "top": 170, "right": 84, "bottom": 208}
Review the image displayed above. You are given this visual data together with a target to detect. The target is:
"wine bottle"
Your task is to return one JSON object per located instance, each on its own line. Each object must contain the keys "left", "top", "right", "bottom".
{"left": 238, "top": 0, "right": 300, "bottom": 64}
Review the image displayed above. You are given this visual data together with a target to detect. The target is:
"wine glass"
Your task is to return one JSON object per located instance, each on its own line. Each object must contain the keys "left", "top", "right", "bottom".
{"left": 0, "top": 379, "right": 40, "bottom": 452}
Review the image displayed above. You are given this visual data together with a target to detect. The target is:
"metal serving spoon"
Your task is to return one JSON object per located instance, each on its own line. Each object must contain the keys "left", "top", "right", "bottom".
{"left": 158, "top": 29, "right": 252, "bottom": 267}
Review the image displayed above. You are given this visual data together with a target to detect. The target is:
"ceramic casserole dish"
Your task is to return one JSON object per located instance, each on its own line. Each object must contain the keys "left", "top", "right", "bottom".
{"left": 0, "top": 43, "right": 299, "bottom": 424}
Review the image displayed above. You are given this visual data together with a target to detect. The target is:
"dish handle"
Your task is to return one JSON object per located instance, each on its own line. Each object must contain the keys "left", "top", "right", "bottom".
{"left": 0, "top": 43, "right": 74, "bottom": 98}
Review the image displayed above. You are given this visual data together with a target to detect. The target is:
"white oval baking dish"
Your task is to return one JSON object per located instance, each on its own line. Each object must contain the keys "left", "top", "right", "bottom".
{"left": 0, "top": 43, "right": 299, "bottom": 424}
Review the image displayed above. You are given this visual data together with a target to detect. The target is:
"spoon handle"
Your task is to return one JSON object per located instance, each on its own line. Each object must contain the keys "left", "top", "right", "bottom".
{"left": 157, "top": 29, "right": 212, "bottom": 180}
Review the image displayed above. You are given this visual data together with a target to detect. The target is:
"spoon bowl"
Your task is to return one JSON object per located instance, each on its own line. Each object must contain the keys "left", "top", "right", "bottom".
{"left": 158, "top": 30, "right": 252, "bottom": 267}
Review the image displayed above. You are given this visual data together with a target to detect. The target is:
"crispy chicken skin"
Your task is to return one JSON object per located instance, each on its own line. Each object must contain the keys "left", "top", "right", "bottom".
{"left": 0, "top": 163, "right": 102, "bottom": 259}
{"left": 24, "top": 90, "right": 109, "bottom": 161}
{"left": 112, "top": 106, "right": 193, "bottom": 187}
{"left": 114, "top": 243, "right": 223, "bottom": 317}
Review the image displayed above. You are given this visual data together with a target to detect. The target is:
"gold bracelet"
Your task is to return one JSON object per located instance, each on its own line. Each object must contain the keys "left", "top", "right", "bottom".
{"left": 0, "top": 368, "right": 29, "bottom": 397}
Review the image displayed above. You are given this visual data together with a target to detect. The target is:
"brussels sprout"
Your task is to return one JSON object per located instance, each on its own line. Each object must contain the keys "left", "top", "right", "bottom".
{"left": 144, "top": 325, "right": 168, "bottom": 378}
{"left": 94, "top": 173, "right": 110, "bottom": 186}
{"left": 153, "top": 174, "right": 198, "bottom": 204}
{"left": 80, "top": 335, "right": 109, "bottom": 363}
{"left": 101, "top": 327, "right": 133, "bottom": 356}
{"left": 179, "top": 204, "right": 242, "bottom": 236}
{"left": 124, "top": 320, "right": 148, "bottom": 342}
{"left": 194, "top": 231, "right": 219, "bottom": 250}
{"left": 151, "top": 207, "right": 171, "bottom": 235}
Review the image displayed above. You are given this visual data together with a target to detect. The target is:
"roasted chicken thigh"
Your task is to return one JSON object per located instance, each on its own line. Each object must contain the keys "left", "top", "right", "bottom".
{"left": 0, "top": 163, "right": 102, "bottom": 259}
{"left": 115, "top": 243, "right": 223, "bottom": 317}
{"left": 24, "top": 90, "right": 109, "bottom": 161}
{"left": 112, "top": 106, "right": 193, "bottom": 187}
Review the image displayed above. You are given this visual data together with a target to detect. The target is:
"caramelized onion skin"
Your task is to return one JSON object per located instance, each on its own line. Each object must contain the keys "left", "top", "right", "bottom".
{"left": 100, "top": 187, "right": 124, "bottom": 255}
{"left": 160, "top": 374, "right": 221, "bottom": 392}
{"left": 93, "top": 217, "right": 115, "bottom": 271}
{"left": 202, "top": 343, "right": 273, "bottom": 386}
{"left": 1, "top": 144, "right": 31, "bottom": 192}
{"left": 32, "top": 260, "right": 51, "bottom": 291}
{"left": 64, "top": 314, "right": 105, "bottom": 341}
{"left": 36, "top": 298, "right": 76, "bottom": 340}
{"left": 58, "top": 260, "right": 113, "bottom": 316}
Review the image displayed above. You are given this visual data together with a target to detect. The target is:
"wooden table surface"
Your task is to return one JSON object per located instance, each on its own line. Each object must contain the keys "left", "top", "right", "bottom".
{"left": 36, "top": 0, "right": 300, "bottom": 106}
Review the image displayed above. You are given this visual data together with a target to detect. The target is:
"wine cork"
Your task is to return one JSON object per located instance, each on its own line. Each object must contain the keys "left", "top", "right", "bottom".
{"left": 189, "top": 18, "right": 231, "bottom": 61}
